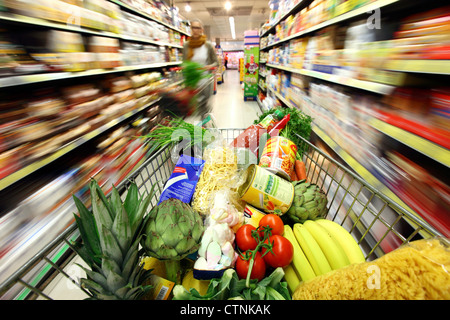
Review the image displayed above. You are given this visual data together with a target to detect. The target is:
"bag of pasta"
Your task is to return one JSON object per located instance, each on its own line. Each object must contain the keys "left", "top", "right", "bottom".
{"left": 292, "top": 237, "right": 450, "bottom": 300}
{"left": 191, "top": 139, "right": 245, "bottom": 216}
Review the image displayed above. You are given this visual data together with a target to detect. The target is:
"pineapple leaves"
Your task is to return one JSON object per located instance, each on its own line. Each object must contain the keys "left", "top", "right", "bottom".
{"left": 111, "top": 188, "right": 132, "bottom": 255}
{"left": 72, "top": 178, "right": 157, "bottom": 300}
{"left": 124, "top": 182, "right": 139, "bottom": 220}
{"left": 100, "top": 226, "right": 123, "bottom": 267}
{"left": 91, "top": 181, "right": 114, "bottom": 231}
{"left": 72, "top": 195, "right": 102, "bottom": 266}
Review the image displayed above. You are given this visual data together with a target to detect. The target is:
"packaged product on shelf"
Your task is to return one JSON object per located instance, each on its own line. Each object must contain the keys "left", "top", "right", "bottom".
{"left": 88, "top": 36, "right": 122, "bottom": 69}
{"left": 430, "top": 88, "right": 450, "bottom": 131}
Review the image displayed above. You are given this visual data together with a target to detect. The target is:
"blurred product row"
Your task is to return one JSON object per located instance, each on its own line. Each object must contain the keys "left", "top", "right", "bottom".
{"left": 257, "top": 0, "right": 449, "bottom": 238}
{"left": 0, "top": 0, "right": 189, "bottom": 35}
{"left": 0, "top": 67, "right": 187, "bottom": 284}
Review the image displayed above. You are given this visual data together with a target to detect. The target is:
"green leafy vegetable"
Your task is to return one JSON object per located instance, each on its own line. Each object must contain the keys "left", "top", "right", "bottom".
{"left": 172, "top": 267, "right": 291, "bottom": 300}
{"left": 255, "top": 107, "right": 313, "bottom": 158}
{"left": 140, "top": 116, "right": 216, "bottom": 155}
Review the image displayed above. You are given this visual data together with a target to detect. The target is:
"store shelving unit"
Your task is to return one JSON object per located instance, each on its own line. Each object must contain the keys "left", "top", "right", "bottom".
{"left": 0, "top": 98, "right": 161, "bottom": 191}
{"left": 261, "top": 0, "right": 400, "bottom": 50}
{"left": 266, "top": 63, "right": 395, "bottom": 95}
{"left": 0, "top": 61, "right": 182, "bottom": 88}
{"left": 258, "top": 0, "right": 450, "bottom": 238}
{"left": 0, "top": 0, "right": 192, "bottom": 289}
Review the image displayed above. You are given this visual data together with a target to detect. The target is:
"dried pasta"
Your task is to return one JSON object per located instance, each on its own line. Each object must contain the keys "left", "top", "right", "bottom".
{"left": 192, "top": 147, "right": 241, "bottom": 216}
{"left": 293, "top": 238, "right": 450, "bottom": 300}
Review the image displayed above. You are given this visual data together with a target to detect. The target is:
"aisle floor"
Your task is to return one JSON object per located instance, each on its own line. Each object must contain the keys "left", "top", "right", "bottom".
{"left": 188, "top": 69, "right": 262, "bottom": 128}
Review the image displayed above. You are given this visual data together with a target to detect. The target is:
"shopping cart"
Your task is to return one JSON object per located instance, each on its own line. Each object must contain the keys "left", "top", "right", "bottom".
{"left": 158, "top": 70, "right": 215, "bottom": 118}
{"left": 0, "top": 129, "right": 442, "bottom": 300}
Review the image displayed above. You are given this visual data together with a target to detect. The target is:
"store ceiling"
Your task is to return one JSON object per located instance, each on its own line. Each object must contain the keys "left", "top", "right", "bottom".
{"left": 170, "top": 1, "right": 270, "bottom": 41}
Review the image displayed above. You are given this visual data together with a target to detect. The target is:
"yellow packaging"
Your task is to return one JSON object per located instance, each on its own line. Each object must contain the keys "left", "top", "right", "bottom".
{"left": 238, "top": 164, "right": 294, "bottom": 215}
{"left": 142, "top": 275, "right": 175, "bottom": 300}
{"left": 243, "top": 204, "right": 266, "bottom": 227}
{"left": 259, "top": 136, "right": 297, "bottom": 180}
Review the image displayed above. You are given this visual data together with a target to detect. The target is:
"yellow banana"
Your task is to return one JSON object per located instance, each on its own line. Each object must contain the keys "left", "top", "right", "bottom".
{"left": 283, "top": 264, "right": 301, "bottom": 294}
{"left": 283, "top": 225, "right": 316, "bottom": 282}
{"left": 303, "top": 220, "right": 350, "bottom": 270}
{"left": 293, "top": 223, "right": 332, "bottom": 276}
{"left": 315, "top": 219, "right": 366, "bottom": 264}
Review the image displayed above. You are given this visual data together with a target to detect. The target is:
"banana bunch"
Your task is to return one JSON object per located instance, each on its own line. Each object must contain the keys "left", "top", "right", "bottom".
{"left": 287, "top": 180, "right": 328, "bottom": 224}
{"left": 282, "top": 219, "right": 366, "bottom": 292}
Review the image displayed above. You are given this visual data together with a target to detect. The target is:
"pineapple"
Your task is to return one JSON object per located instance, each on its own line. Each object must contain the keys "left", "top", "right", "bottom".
{"left": 72, "top": 179, "right": 155, "bottom": 300}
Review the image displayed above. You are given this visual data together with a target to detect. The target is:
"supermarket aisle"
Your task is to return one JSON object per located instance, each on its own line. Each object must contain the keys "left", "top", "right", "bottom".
{"left": 210, "top": 70, "right": 261, "bottom": 128}
{"left": 187, "top": 70, "right": 261, "bottom": 128}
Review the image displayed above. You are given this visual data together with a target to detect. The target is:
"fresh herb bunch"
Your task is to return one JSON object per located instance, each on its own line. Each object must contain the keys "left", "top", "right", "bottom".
{"left": 255, "top": 107, "right": 312, "bottom": 158}
{"left": 141, "top": 116, "right": 214, "bottom": 155}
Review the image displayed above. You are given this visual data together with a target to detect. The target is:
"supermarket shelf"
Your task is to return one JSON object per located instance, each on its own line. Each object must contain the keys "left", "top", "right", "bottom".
{"left": 311, "top": 123, "right": 439, "bottom": 235}
{"left": 261, "top": 0, "right": 399, "bottom": 50}
{"left": 266, "top": 63, "right": 395, "bottom": 95}
{"left": 0, "top": 61, "right": 182, "bottom": 88}
{"left": 384, "top": 60, "right": 450, "bottom": 75}
{"left": 258, "top": 83, "right": 267, "bottom": 92}
{"left": 256, "top": 97, "right": 266, "bottom": 113}
{"left": 266, "top": 86, "right": 294, "bottom": 109}
{"left": 260, "top": 0, "right": 309, "bottom": 38}
{"left": 0, "top": 98, "right": 161, "bottom": 192}
{"left": 109, "top": 0, "right": 190, "bottom": 36}
{"left": 0, "top": 13, "right": 183, "bottom": 49}
{"left": 368, "top": 117, "right": 450, "bottom": 168}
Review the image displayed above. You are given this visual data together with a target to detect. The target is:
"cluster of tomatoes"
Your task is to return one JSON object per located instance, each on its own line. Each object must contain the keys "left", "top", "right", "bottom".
{"left": 234, "top": 214, "right": 294, "bottom": 281}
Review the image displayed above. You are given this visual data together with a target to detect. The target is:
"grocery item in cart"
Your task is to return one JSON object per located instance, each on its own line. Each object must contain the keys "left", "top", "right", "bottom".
{"left": 259, "top": 136, "right": 297, "bottom": 180}
{"left": 243, "top": 204, "right": 267, "bottom": 228}
{"left": 230, "top": 110, "right": 286, "bottom": 157}
{"left": 238, "top": 164, "right": 294, "bottom": 215}
{"left": 292, "top": 238, "right": 450, "bottom": 300}
{"left": 192, "top": 146, "right": 241, "bottom": 216}
{"left": 158, "top": 154, "right": 205, "bottom": 204}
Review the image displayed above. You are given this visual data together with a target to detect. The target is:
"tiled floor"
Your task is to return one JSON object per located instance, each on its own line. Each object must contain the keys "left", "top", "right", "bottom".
{"left": 186, "top": 69, "right": 262, "bottom": 128}
{"left": 210, "top": 69, "right": 262, "bottom": 128}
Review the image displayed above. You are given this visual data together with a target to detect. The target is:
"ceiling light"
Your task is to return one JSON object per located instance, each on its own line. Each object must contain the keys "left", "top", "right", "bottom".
{"left": 225, "top": 1, "right": 232, "bottom": 11}
{"left": 229, "top": 16, "right": 236, "bottom": 40}
{"left": 185, "top": 2, "right": 191, "bottom": 12}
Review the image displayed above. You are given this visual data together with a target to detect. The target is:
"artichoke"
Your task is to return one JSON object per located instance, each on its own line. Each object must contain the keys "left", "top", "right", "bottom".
{"left": 142, "top": 198, "right": 204, "bottom": 283}
{"left": 287, "top": 180, "right": 328, "bottom": 223}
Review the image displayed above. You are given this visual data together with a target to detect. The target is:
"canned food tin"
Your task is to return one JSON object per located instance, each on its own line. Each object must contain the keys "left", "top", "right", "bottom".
{"left": 238, "top": 164, "right": 294, "bottom": 215}
{"left": 243, "top": 204, "right": 266, "bottom": 227}
{"left": 259, "top": 136, "right": 297, "bottom": 180}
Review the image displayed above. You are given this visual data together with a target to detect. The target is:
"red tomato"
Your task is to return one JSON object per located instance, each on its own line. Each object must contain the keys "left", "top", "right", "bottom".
{"left": 236, "top": 224, "right": 258, "bottom": 251}
{"left": 261, "top": 235, "right": 294, "bottom": 268}
{"left": 235, "top": 251, "right": 266, "bottom": 281}
{"left": 258, "top": 214, "right": 284, "bottom": 237}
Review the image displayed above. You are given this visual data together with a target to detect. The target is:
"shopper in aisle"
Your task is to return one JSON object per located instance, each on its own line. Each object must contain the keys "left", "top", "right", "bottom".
{"left": 183, "top": 19, "right": 219, "bottom": 117}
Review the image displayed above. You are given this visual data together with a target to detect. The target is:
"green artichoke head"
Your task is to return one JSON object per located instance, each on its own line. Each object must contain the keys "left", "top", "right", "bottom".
{"left": 142, "top": 198, "right": 204, "bottom": 261}
{"left": 287, "top": 180, "right": 328, "bottom": 223}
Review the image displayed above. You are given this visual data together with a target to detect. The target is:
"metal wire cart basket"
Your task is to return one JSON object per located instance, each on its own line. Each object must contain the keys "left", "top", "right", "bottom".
{"left": 0, "top": 128, "right": 442, "bottom": 300}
